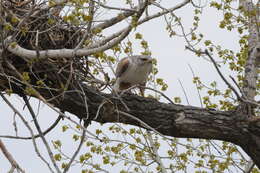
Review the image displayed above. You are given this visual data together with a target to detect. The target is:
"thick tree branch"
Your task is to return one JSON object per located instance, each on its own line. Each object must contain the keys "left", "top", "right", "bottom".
{"left": 5, "top": 31, "right": 131, "bottom": 60}
{"left": 22, "top": 82, "right": 258, "bottom": 168}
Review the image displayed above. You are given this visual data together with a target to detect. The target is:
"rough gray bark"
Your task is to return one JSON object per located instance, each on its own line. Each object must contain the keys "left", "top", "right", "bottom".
{"left": 238, "top": 0, "right": 260, "bottom": 168}
{"left": 240, "top": 0, "right": 259, "bottom": 106}
{"left": 41, "top": 84, "right": 260, "bottom": 168}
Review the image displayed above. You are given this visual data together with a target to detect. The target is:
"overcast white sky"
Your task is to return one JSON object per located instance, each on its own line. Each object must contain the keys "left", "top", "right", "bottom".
{"left": 0, "top": 0, "right": 242, "bottom": 172}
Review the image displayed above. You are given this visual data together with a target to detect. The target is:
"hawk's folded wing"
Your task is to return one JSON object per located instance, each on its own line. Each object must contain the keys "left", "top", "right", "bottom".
{"left": 115, "top": 57, "right": 130, "bottom": 78}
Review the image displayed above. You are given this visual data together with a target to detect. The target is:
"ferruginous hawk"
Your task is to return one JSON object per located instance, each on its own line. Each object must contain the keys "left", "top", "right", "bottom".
{"left": 113, "top": 55, "right": 153, "bottom": 96}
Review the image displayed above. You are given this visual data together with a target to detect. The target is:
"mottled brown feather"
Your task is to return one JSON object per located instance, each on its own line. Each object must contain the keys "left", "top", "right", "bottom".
{"left": 119, "top": 82, "right": 132, "bottom": 90}
{"left": 115, "top": 57, "right": 130, "bottom": 78}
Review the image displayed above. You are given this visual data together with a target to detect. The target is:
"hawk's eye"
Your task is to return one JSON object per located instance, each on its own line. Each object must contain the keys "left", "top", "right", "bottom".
{"left": 140, "top": 58, "right": 147, "bottom": 61}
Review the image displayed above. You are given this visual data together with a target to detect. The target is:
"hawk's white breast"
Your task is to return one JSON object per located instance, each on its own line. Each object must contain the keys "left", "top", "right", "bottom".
{"left": 113, "top": 55, "right": 153, "bottom": 92}
{"left": 119, "top": 61, "right": 152, "bottom": 84}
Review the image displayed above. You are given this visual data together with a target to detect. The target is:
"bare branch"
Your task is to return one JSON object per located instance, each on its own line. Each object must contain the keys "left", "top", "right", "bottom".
{"left": 0, "top": 116, "right": 62, "bottom": 140}
{"left": 118, "top": 110, "right": 165, "bottom": 137}
{"left": 188, "top": 64, "right": 203, "bottom": 107}
{"left": 204, "top": 49, "right": 242, "bottom": 101}
{"left": 147, "top": 131, "right": 167, "bottom": 173}
{"left": 0, "top": 93, "right": 55, "bottom": 173}
{"left": 141, "top": 86, "right": 174, "bottom": 104}
{"left": 22, "top": 95, "right": 61, "bottom": 173}
{"left": 186, "top": 47, "right": 242, "bottom": 101}
{"left": 88, "top": 0, "right": 190, "bottom": 50}
{"left": 229, "top": 75, "right": 245, "bottom": 96}
{"left": 63, "top": 129, "right": 86, "bottom": 173}
{"left": 178, "top": 79, "right": 190, "bottom": 105}
{"left": 141, "top": 0, "right": 190, "bottom": 24}
{"left": 5, "top": 29, "right": 129, "bottom": 59}
{"left": 91, "top": 6, "right": 136, "bottom": 31}
{"left": 0, "top": 139, "right": 25, "bottom": 173}
{"left": 91, "top": 0, "right": 137, "bottom": 12}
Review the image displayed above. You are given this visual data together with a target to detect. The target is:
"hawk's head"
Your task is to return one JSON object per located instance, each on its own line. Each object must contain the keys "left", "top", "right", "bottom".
{"left": 132, "top": 55, "right": 153, "bottom": 66}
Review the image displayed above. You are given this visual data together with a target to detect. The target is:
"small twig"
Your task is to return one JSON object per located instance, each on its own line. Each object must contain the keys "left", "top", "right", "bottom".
{"left": 12, "top": 113, "right": 18, "bottom": 137}
{"left": 151, "top": 0, "right": 196, "bottom": 50}
{"left": 0, "top": 116, "right": 62, "bottom": 140}
{"left": 111, "top": 86, "right": 131, "bottom": 111}
{"left": 77, "top": 81, "right": 90, "bottom": 120}
{"left": 190, "top": 0, "right": 207, "bottom": 8}
{"left": 186, "top": 47, "right": 242, "bottom": 101}
{"left": 146, "top": 131, "right": 167, "bottom": 173}
{"left": 117, "top": 110, "right": 164, "bottom": 137}
{"left": 119, "top": 84, "right": 138, "bottom": 96}
{"left": 74, "top": 0, "right": 95, "bottom": 50}
{"left": 178, "top": 78, "right": 190, "bottom": 105}
{"left": 140, "top": 86, "right": 174, "bottom": 104}
{"left": 94, "top": 99, "right": 108, "bottom": 120}
{"left": 62, "top": 61, "right": 74, "bottom": 98}
{"left": 92, "top": 0, "right": 137, "bottom": 12}
{"left": 63, "top": 128, "right": 86, "bottom": 173}
{"left": 229, "top": 75, "right": 245, "bottom": 97}
{"left": 188, "top": 64, "right": 203, "bottom": 107}
{"left": 204, "top": 49, "right": 242, "bottom": 101}
{"left": 35, "top": 30, "right": 40, "bottom": 59}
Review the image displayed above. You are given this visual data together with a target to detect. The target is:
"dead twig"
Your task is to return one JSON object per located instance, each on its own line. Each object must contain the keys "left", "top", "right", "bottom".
{"left": 188, "top": 64, "right": 203, "bottom": 107}
{"left": 178, "top": 78, "right": 190, "bottom": 105}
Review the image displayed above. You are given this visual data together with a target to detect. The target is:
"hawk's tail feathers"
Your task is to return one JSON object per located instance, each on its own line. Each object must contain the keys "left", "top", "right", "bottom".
{"left": 112, "top": 79, "right": 121, "bottom": 94}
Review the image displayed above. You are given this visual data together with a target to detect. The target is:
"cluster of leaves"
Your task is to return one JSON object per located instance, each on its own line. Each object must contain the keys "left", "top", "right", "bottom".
{"left": 52, "top": 122, "right": 254, "bottom": 172}
{"left": 163, "top": 0, "right": 252, "bottom": 111}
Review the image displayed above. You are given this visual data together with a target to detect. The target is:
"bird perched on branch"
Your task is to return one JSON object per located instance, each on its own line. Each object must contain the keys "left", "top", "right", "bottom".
{"left": 113, "top": 55, "right": 153, "bottom": 96}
